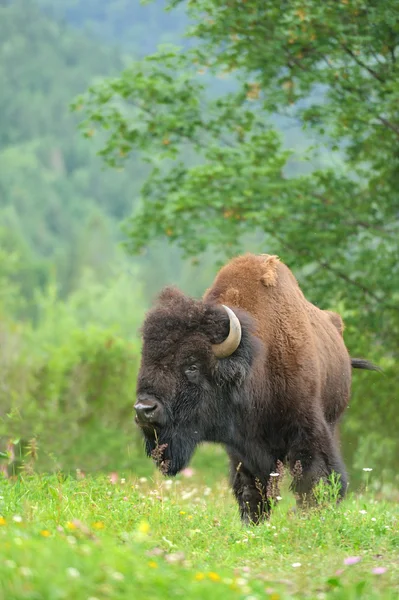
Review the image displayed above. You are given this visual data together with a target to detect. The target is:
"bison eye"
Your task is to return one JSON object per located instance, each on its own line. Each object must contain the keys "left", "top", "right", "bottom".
{"left": 185, "top": 364, "right": 199, "bottom": 383}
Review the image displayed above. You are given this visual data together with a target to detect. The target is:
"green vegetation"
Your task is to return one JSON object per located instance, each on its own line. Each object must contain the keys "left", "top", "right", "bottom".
{"left": 0, "top": 474, "right": 398, "bottom": 599}
{"left": 0, "top": 264, "right": 144, "bottom": 473}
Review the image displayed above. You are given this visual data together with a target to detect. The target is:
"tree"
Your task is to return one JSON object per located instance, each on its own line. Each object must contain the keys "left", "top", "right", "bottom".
{"left": 75, "top": 0, "right": 399, "bottom": 480}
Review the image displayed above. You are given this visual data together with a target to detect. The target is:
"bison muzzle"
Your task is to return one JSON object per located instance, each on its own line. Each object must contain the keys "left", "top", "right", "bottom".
{"left": 134, "top": 253, "right": 379, "bottom": 523}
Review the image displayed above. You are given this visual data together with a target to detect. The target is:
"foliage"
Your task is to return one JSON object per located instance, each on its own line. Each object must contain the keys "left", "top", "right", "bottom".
{"left": 0, "top": 265, "right": 146, "bottom": 474}
{"left": 76, "top": 0, "right": 399, "bottom": 477}
{"left": 0, "top": 474, "right": 398, "bottom": 598}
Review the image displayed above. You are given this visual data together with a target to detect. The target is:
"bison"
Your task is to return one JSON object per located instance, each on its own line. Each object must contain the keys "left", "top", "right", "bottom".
{"left": 134, "top": 253, "right": 378, "bottom": 523}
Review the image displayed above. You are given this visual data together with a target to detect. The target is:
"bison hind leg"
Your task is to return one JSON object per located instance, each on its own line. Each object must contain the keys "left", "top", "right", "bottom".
{"left": 288, "top": 431, "right": 348, "bottom": 509}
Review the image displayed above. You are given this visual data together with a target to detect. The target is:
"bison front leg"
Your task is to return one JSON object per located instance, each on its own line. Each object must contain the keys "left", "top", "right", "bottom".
{"left": 228, "top": 454, "right": 272, "bottom": 524}
{"left": 288, "top": 424, "right": 348, "bottom": 509}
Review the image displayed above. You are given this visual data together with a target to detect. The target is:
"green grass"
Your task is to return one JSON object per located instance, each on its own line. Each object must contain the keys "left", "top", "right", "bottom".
{"left": 0, "top": 472, "right": 398, "bottom": 599}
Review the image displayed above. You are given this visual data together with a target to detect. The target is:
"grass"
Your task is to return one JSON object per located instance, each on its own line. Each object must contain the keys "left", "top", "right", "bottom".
{"left": 0, "top": 471, "right": 398, "bottom": 599}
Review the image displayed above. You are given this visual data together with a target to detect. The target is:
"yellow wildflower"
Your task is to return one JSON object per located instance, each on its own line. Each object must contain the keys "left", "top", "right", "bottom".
{"left": 66, "top": 522, "right": 77, "bottom": 530}
{"left": 179, "top": 511, "right": 186, "bottom": 515}
{"left": 0, "top": 517, "right": 6, "bottom": 526}
{"left": 195, "top": 572, "right": 205, "bottom": 581}
{"left": 208, "top": 572, "right": 221, "bottom": 582}
{"left": 148, "top": 561, "right": 158, "bottom": 569}
{"left": 138, "top": 520, "right": 150, "bottom": 534}
{"left": 40, "top": 530, "right": 51, "bottom": 537}
{"left": 92, "top": 522, "right": 105, "bottom": 530}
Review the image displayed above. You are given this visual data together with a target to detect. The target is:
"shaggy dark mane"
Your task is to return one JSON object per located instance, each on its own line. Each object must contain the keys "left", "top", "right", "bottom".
{"left": 141, "top": 285, "right": 259, "bottom": 363}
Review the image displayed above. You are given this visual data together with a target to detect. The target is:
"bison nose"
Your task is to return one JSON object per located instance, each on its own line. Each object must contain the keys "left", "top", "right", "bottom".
{"left": 134, "top": 397, "right": 162, "bottom": 425}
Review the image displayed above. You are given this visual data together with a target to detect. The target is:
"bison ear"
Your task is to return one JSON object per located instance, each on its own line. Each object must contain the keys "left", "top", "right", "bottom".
{"left": 260, "top": 254, "right": 279, "bottom": 287}
{"left": 325, "top": 310, "right": 345, "bottom": 336}
{"left": 157, "top": 286, "right": 187, "bottom": 306}
{"left": 216, "top": 358, "right": 248, "bottom": 388}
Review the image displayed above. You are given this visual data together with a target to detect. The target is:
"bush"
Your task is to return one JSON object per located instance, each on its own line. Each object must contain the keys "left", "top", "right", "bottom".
{"left": 0, "top": 266, "right": 151, "bottom": 475}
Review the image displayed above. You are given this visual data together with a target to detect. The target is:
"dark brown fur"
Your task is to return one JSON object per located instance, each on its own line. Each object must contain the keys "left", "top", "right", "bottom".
{"left": 136, "top": 253, "right": 376, "bottom": 523}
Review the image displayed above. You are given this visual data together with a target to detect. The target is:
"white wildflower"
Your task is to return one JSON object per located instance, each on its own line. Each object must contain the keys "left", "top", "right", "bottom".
{"left": 269, "top": 472, "right": 279, "bottom": 477}
{"left": 181, "top": 489, "right": 197, "bottom": 500}
{"left": 292, "top": 562, "right": 301, "bottom": 568}
{"left": 66, "top": 536, "right": 77, "bottom": 545}
{"left": 362, "top": 468, "right": 373, "bottom": 472}
{"left": 12, "top": 515, "right": 22, "bottom": 523}
{"left": 359, "top": 510, "right": 367, "bottom": 515}
{"left": 66, "top": 567, "right": 80, "bottom": 578}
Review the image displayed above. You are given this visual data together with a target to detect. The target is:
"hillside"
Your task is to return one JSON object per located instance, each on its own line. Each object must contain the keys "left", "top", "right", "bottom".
{"left": 0, "top": 0, "right": 150, "bottom": 304}
{"left": 36, "top": 0, "right": 188, "bottom": 55}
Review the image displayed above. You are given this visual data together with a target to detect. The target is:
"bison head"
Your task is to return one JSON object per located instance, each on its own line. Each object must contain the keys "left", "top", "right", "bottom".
{"left": 134, "top": 287, "right": 259, "bottom": 476}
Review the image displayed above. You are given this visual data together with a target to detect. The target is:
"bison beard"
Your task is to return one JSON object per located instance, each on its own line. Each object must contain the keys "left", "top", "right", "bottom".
{"left": 135, "top": 253, "right": 379, "bottom": 524}
{"left": 144, "top": 430, "right": 198, "bottom": 477}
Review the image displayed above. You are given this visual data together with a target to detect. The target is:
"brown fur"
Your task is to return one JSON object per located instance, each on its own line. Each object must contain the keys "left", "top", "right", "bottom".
{"left": 204, "top": 254, "right": 350, "bottom": 422}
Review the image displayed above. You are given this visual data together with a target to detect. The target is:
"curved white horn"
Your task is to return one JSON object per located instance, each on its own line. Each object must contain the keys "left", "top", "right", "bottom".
{"left": 212, "top": 305, "right": 242, "bottom": 358}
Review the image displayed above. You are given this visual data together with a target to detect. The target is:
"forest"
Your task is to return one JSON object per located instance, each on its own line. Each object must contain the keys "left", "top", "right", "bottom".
{"left": 0, "top": 0, "right": 398, "bottom": 489}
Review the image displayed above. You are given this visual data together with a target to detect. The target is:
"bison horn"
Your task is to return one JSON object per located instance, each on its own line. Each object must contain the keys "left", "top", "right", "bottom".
{"left": 212, "top": 305, "right": 242, "bottom": 358}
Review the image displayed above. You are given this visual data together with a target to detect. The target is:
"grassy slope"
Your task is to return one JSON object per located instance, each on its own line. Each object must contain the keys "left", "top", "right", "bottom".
{"left": 0, "top": 474, "right": 398, "bottom": 599}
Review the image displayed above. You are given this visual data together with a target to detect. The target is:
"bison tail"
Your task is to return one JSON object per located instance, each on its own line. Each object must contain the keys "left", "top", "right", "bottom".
{"left": 351, "top": 358, "right": 382, "bottom": 372}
